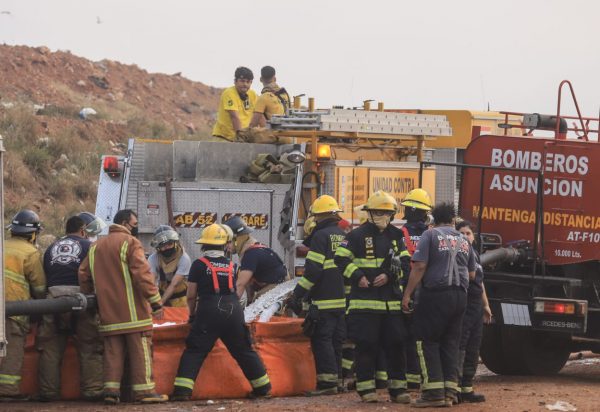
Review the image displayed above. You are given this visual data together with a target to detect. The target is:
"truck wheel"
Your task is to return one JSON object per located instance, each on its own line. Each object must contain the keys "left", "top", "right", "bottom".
{"left": 520, "top": 330, "right": 570, "bottom": 375}
{"left": 480, "top": 326, "right": 528, "bottom": 375}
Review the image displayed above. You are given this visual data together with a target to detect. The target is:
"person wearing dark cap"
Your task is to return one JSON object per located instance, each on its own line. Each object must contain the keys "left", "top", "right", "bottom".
{"left": 249, "top": 66, "right": 290, "bottom": 128}
{"left": 224, "top": 216, "right": 287, "bottom": 303}
{"left": 212, "top": 67, "right": 257, "bottom": 142}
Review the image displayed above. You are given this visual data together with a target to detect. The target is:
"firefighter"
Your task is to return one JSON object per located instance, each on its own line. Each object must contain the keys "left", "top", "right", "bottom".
{"left": 212, "top": 67, "right": 257, "bottom": 141}
{"left": 36, "top": 213, "right": 105, "bottom": 402}
{"left": 171, "top": 224, "right": 271, "bottom": 401}
{"left": 456, "top": 220, "right": 492, "bottom": 403}
{"left": 148, "top": 225, "right": 191, "bottom": 307}
{"left": 399, "top": 188, "right": 433, "bottom": 391}
{"left": 334, "top": 191, "right": 411, "bottom": 404}
{"left": 402, "top": 203, "right": 476, "bottom": 408}
{"left": 78, "top": 209, "right": 167, "bottom": 404}
{"left": 0, "top": 209, "right": 46, "bottom": 401}
{"left": 224, "top": 216, "right": 287, "bottom": 303}
{"left": 289, "top": 195, "right": 347, "bottom": 396}
{"left": 249, "top": 65, "right": 290, "bottom": 127}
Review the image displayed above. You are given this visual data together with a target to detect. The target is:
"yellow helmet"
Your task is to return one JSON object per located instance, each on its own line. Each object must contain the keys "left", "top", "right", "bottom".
{"left": 195, "top": 224, "right": 228, "bottom": 245}
{"left": 401, "top": 188, "right": 432, "bottom": 211}
{"left": 364, "top": 190, "right": 398, "bottom": 212}
{"left": 219, "top": 223, "right": 234, "bottom": 242}
{"left": 310, "top": 195, "right": 342, "bottom": 214}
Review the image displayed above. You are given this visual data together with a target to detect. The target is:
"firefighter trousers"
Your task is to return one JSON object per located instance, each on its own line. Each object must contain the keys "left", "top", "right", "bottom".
{"left": 347, "top": 312, "right": 407, "bottom": 397}
{"left": 459, "top": 296, "right": 483, "bottom": 393}
{"left": 415, "top": 287, "right": 467, "bottom": 400}
{"left": 36, "top": 309, "right": 103, "bottom": 399}
{"left": 404, "top": 314, "right": 422, "bottom": 386}
{"left": 311, "top": 310, "right": 345, "bottom": 389}
{"left": 103, "top": 331, "right": 156, "bottom": 397}
{"left": 173, "top": 295, "right": 271, "bottom": 396}
{"left": 0, "top": 319, "right": 28, "bottom": 396}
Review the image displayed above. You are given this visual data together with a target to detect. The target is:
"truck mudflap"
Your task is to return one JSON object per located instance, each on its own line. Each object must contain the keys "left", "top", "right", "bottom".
{"left": 491, "top": 297, "right": 587, "bottom": 334}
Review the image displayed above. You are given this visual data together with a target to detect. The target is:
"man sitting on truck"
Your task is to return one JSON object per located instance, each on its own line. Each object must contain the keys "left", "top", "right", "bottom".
{"left": 212, "top": 67, "right": 257, "bottom": 142}
{"left": 249, "top": 66, "right": 290, "bottom": 128}
{"left": 224, "top": 216, "right": 288, "bottom": 304}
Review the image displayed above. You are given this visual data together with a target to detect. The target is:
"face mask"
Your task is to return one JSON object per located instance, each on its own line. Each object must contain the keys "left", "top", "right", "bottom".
{"left": 130, "top": 226, "right": 139, "bottom": 237}
{"left": 370, "top": 214, "right": 391, "bottom": 231}
{"left": 159, "top": 247, "right": 176, "bottom": 258}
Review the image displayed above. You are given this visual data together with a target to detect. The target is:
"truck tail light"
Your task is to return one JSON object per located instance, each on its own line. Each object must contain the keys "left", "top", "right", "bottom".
{"left": 535, "top": 301, "right": 575, "bottom": 315}
{"left": 103, "top": 156, "right": 121, "bottom": 178}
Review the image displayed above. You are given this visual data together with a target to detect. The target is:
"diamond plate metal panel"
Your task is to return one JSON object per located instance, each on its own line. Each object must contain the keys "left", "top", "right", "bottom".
{"left": 432, "top": 148, "right": 458, "bottom": 206}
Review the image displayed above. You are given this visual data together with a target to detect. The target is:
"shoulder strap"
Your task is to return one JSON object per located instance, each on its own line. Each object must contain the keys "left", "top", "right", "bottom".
{"left": 199, "top": 257, "right": 234, "bottom": 293}
{"left": 401, "top": 226, "right": 416, "bottom": 255}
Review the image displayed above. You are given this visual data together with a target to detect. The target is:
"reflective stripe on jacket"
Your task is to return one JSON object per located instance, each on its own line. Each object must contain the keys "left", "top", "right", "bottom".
{"left": 293, "top": 219, "right": 346, "bottom": 311}
{"left": 334, "top": 222, "right": 409, "bottom": 314}
{"left": 78, "top": 224, "right": 161, "bottom": 335}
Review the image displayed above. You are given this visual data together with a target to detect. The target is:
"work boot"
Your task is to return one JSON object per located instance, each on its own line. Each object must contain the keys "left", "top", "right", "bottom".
{"left": 31, "top": 393, "right": 59, "bottom": 402}
{"left": 407, "top": 382, "right": 421, "bottom": 392}
{"left": 461, "top": 392, "right": 486, "bottom": 403}
{"left": 305, "top": 386, "right": 338, "bottom": 397}
{"left": 390, "top": 393, "right": 411, "bottom": 404}
{"left": 170, "top": 389, "right": 192, "bottom": 402}
{"left": 137, "top": 393, "right": 168, "bottom": 404}
{"left": 411, "top": 397, "right": 446, "bottom": 408}
{"left": 103, "top": 393, "right": 120, "bottom": 405}
{"left": 360, "top": 392, "right": 378, "bottom": 403}
{"left": 445, "top": 392, "right": 459, "bottom": 407}
{"left": 248, "top": 390, "right": 272, "bottom": 400}
{"left": 0, "top": 394, "right": 29, "bottom": 402}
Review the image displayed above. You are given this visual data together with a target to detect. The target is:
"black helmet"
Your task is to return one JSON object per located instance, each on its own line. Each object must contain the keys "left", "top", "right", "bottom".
{"left": 8, "top": 209, "right": 42, "bottom": 234}
{"left": 78, "top": 212, "right": 107, "bottom": 236}
{"left": 224, "top": 216, "right": 252, "bottom": 236}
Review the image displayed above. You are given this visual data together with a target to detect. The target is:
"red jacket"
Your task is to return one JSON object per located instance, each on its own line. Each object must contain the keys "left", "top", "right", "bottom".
{"left": 79, "top": 224, "right": 161, "bottom": 335}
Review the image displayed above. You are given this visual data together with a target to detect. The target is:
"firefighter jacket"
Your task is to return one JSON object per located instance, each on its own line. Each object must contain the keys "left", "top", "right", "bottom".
{"left": 334, "top": 222, "right": 410, "bottom": 314}
{"left": 4, "top": 237, "right": 46, "bottom": 325}
{"left": 293, "top": 219, "right": 346, "bottom": 312}
{"left": 78, "top": 224, "right": 162, "bottom": 336}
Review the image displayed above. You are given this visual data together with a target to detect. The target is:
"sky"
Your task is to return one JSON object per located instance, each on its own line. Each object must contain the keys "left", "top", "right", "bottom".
{"left": 1, "top": 0, "right": 599, "bottom": 117}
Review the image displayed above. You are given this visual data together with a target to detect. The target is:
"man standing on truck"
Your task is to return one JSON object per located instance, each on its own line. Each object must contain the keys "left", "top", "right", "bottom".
{"left": 399, "top": 188, "right": 433, "bottom": 392}
{"left": 212, "top": 67, "right": 257, "bottom": 142}
{"left": 334, "top": 191, "right": 411, "bottom": 404}
{"left": 402, "top": 203, "right": 475, "bottom": 408}
{"left": 0, "top": 210, "right": 46, "bottom": 402}
{"left": 224, "top": 216, "right": 287, "bottom": 303}
{"left": 78, "top": 209, "right": 168, "bottom": 404}
{"left": 36, "top": 213, "right": 106, "bottom": 402}
{"left": 289, "top": 195, "right": 347, "bottom": 396}
{"left": 148, "top": 225, "right": 191, "bottom": 307}
{"left": 249, "top": 66, "right": 290, "bottom": 128}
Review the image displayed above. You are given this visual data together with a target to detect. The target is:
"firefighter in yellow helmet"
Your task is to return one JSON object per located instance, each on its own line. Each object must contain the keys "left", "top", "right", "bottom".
{"left": 0, "top": 210, "right": 46, "bottom": 401}
{"left": 399, "top": 188, "right": 433, "bottom": 392}
{"left": 290, "top": 195, "right": 347, "bottom": 396}
{"left": 334, "top": 191, "right": 412, "bottom": 404}
{"left": 171, "top": 224, "right": 271, "bottom": 401}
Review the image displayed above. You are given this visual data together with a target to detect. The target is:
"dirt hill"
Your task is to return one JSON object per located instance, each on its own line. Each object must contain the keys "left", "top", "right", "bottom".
{"left": 0, "top": 44, "right": 221, "bottom": 235}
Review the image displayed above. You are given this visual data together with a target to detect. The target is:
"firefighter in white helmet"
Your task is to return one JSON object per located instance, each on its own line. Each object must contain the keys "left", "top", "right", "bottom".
{"left": 334, "top": 191, "right": 411, "bottom": 404}
{"left": 148, "top": 225, "right": 191, "bottom": 307}
{"left": 290, "top": 195, "right": 347, "bottom": 396}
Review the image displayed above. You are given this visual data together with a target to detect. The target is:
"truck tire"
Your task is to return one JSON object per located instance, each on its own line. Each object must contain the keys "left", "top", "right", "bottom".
{"left": 520, "top": 330, "right": 570, "bottom": 375}
{"left": 480, "top": 325, "right": 527, "bottom": 375}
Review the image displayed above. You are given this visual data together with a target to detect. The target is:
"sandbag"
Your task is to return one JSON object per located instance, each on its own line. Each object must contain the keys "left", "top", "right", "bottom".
{"left": 19, "top": 308, "right": 317, "bottom": 399}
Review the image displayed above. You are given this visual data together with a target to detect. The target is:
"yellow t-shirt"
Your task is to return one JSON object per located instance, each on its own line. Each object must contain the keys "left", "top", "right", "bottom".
{"left": 254, "top": 90, "right": 289, "bottom": 120}
{"left": 212, "top": 86, "right": 257, "bottom": 140}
